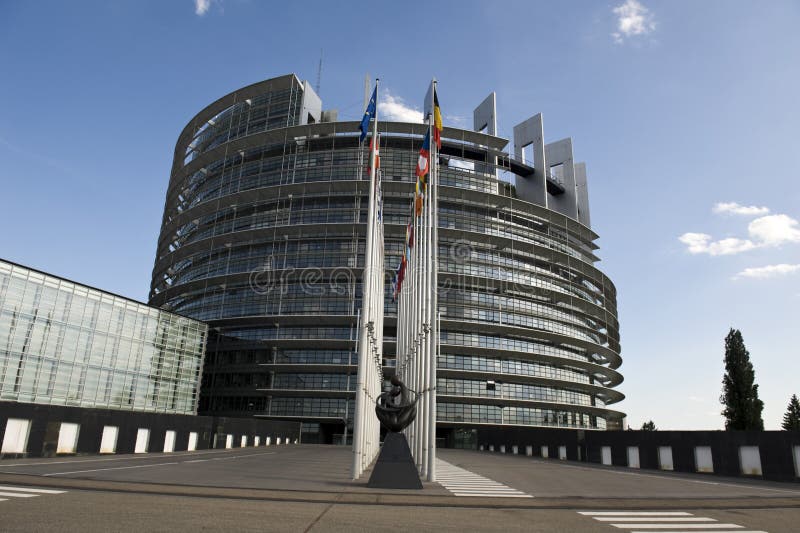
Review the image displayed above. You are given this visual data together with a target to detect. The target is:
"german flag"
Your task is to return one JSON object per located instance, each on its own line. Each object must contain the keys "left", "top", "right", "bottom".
{"left": 433, "top": 88, "right": 443, "bottom": 149}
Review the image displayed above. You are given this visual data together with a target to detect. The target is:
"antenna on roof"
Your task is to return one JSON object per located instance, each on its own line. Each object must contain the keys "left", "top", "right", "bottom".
{"left": 316, "top": 49, "right": 323, "bottom": 95}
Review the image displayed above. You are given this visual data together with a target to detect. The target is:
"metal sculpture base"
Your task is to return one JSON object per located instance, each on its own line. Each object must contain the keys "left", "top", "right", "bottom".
{"left": 366, "top": 432, "right": 423, "bottom": 489}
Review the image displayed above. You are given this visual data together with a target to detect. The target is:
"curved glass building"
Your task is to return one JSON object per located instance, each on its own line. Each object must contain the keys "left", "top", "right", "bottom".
{"left": 149, "top": 73, "right": 625, "bottom": 444}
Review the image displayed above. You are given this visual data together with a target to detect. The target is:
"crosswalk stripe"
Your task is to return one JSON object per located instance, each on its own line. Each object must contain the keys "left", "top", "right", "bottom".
{"left": 436, "top": 459, "right": 532, "bottom": 498}
{"left": 0, "top": 485, "right": 67, "bottom": 504}
{"left": 580, "top": 512, "right": 694, "bottom": 516}
{"left": 0, "top": 485, "right": 66, "bottom": 494}
{"left": 610, "top": 524, "right": 744, "bottom": 530}
{"left": 451, "top": 487, "right": 522, "bottom": 494}
{"left": 578, "top": 510, "right": 762, "bottom": 533}
{"left": 452, "top": 493, "right": 530, "bottom": 497}
{"left": 440, "top": 481, "right": 505, "bottom": 487}
{"left": 597, "top": 518, "right": 716, "bottom": 522}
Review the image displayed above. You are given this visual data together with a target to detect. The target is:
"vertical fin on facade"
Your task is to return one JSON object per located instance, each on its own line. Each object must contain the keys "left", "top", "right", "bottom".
{"left": 300, "top": 80, "right": 322, "bottom": 125}
{"left": 473, "top": 92, "right": 497, "bottom": 136}
{"left": 575, "top": 162, "right": 591, "bottom": 227}
{"left": 544, "top": 138, "right": 578, "bottom": 220}
{"left": 473, "top": 93, "right": 498, "bottom": 177}
{"left": 513, "top": 113, "right": 547, "bottom": 206}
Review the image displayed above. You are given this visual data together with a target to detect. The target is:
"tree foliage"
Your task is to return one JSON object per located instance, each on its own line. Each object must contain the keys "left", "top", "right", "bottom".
{"left": 782, "top": 394, "right": 800, "bottom": 431}
{"left": 640, "top": 420, "right": 656, "bottom": 431}
{"left": 720, "top": 329, "right": 764, "bottom": 430}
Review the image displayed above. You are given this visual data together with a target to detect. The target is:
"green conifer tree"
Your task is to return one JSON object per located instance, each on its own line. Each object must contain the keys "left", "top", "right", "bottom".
{"left": 720, "top": 329, "right": 764, "bottom": 430}
{"left": 782, "top": 394, "right": 800, "bottom": 431}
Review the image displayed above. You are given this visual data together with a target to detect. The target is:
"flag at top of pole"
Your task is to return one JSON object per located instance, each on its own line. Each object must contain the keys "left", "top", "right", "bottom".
{"left": 415, "top": 130, "right": 431, "bottom": 179}
{"left": 433, "top": 88, "right": 443, "bottom": 149}
{"left": 359, "top": 85, "right": 377, "bottom": 143}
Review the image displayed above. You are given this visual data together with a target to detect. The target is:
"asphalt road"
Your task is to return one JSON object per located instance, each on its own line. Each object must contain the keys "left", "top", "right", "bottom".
{"left": 0, "top": 445, "right": 798, "bottom": 532}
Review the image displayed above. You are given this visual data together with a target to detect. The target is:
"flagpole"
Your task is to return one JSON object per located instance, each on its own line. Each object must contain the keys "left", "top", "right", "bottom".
{"left": 369, "top": 80, "right": 381, "bottom": 472}
{"left": 416, "top": 113, "right": 428, "bottom": 477}
{"left": 352, "top": 79, "right": 380, "bottom": 480}
{"left": 426, "top": 80, "right": 440, "bottom": 482}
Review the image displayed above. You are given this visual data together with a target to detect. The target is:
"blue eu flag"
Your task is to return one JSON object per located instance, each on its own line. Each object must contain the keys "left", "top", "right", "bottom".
{"left": 359, "top": 86, "right": 377, "bottom": 143}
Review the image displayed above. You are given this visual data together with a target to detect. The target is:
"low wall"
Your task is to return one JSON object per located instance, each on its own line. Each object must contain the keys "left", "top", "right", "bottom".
{"left": 468, "top": 426, "right": 800, "bottom": 482}
{"left": 0, "top": 401, "right": 301, "bottom": 458}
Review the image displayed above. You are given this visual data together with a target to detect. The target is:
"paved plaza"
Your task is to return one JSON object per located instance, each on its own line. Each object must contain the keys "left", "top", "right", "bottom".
{"left": 0, "top": 445, "right": 798, "bottom": 531}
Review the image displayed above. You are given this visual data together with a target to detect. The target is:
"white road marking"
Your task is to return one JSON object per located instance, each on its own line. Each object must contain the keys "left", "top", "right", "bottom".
{"left": 598, "top": 517, "right": 717, "bottom": 522}
{"left": 580, "top": 512, "right": 694, "bottom": 516}
{"left": 0, "top": 485, "right": 66, "bottom": 494}
{"left": 0, "top": 485, "right": 67, "bottom": 504}
{"left": 43, "top": 462, "right": 181, "bottom": 476}
{"left": 0, "top": 447, "right": 271, "bottom": 468}
{"left": 579, "top": 510, "right": 766, "bottom": 532}
{"left": 452, "top": 492, "right": 529, "bottom": 497}
{"left": 610, "top": 525, "right": 744, "bottom": 530}
{"left": 436, "top": 459, "right": 532, "bottom": 498}
{"left": 40, "top": 451, "right": 277, "bottom": 476}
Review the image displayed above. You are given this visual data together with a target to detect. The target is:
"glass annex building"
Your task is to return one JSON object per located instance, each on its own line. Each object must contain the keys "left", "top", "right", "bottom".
{"left": 149, "top": 73, "right": 624, "bottom": 444}
{"left": 0, "top": 259, "right": 207, "bottom": 415}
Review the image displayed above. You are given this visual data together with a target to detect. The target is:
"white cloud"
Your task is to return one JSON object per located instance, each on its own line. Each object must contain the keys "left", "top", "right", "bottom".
{"left": 611, "top": 0, "right": 656, "bottom": 43}
{"left": 747, "top": 214, "right": 800, "bottom": 246}
{"left": 194, "top": 0, "right": 211, "bottom": 15}
{"left": 379, "top": 91, "right": 423, "bottom": 123}
{"left": 734, "top": 264, "right": 800, "bottom": 280}
{"left": 678, "top": 233, "right": 756, "bottom": 256}
{"left": 445, "top": 114, "right": 467, "bottom": 127}
{"left": 679, "top": 209, "right": 800, "bottom": 256}
{"left": 712, "top": 202, "right": 770, "bottom": 217}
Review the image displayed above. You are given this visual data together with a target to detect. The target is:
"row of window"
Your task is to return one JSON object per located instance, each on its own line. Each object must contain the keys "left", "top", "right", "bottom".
{"left": 440, "top": 331, "right": 591, "bottom": 363}
{"left": 1, "top": 281, "right": 205, "bottom": 347}
{"left": 188, "top": 86, "right": 301, "bottom": 159}
{"left": 0, "top": 260, "right": 206, "bottom": 414}
{"left": 0, "top": 354, "right": 198, "bottom": 413}
{"left": 438, "top": 378, "right": 593, "bottom": 405}
{"left": 438, "top": 402, "right": 604, "bottom": 429}
{"left": 208, "top": 326, "right": 601, "bottom": 366}
{"left": 438, "top": 354, "right": 590, "bottom": 384}
{"left": 206, "top": 348, "right": 355, "bottom": 366}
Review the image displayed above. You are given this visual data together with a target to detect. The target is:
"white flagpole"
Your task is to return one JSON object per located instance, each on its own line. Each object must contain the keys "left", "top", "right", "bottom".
{"left": 352, "top": 79, "right": 381, "bottom": 480}
{"left": 412, "top": 191, "right": 421, "bottom": 466}
{"left": 418, "top": 111, "right": 429, "bottom": 476}
{"left": 426, "top": 80, "right": 439, "bottom": 482}
{"left": 416, "top": 183, "right": 424, "bottom": 469}
{"left": 370, "top": 84, "right": 382, "bottom": 472}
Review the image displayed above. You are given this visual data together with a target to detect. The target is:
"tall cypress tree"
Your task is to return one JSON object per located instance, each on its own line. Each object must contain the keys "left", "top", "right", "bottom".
{"left": 782, "top": 394, "right": 800, "bottom": 431}
{"left": 720, "top": 329, "right": 764, "bottom": 430}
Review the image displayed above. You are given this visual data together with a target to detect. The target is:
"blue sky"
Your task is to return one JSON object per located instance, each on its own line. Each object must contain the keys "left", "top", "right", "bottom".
{"left": 1, "top": 1, "right": 798, "bottom": 430}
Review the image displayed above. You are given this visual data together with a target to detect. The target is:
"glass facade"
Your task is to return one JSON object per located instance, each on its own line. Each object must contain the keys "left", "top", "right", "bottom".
{"left": 0, "top": 260, "right": 207, "bottom": 414}
{"left": 151, "top": 74, "right": 624, "bottom": 442}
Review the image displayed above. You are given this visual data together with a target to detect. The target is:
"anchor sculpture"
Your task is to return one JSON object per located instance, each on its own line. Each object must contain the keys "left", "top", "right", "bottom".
{"left": 367, "top": 375, "right": 422, "bottom": 489}
{"left": 375, "top": 375, "right": 417, "bottom": 432}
